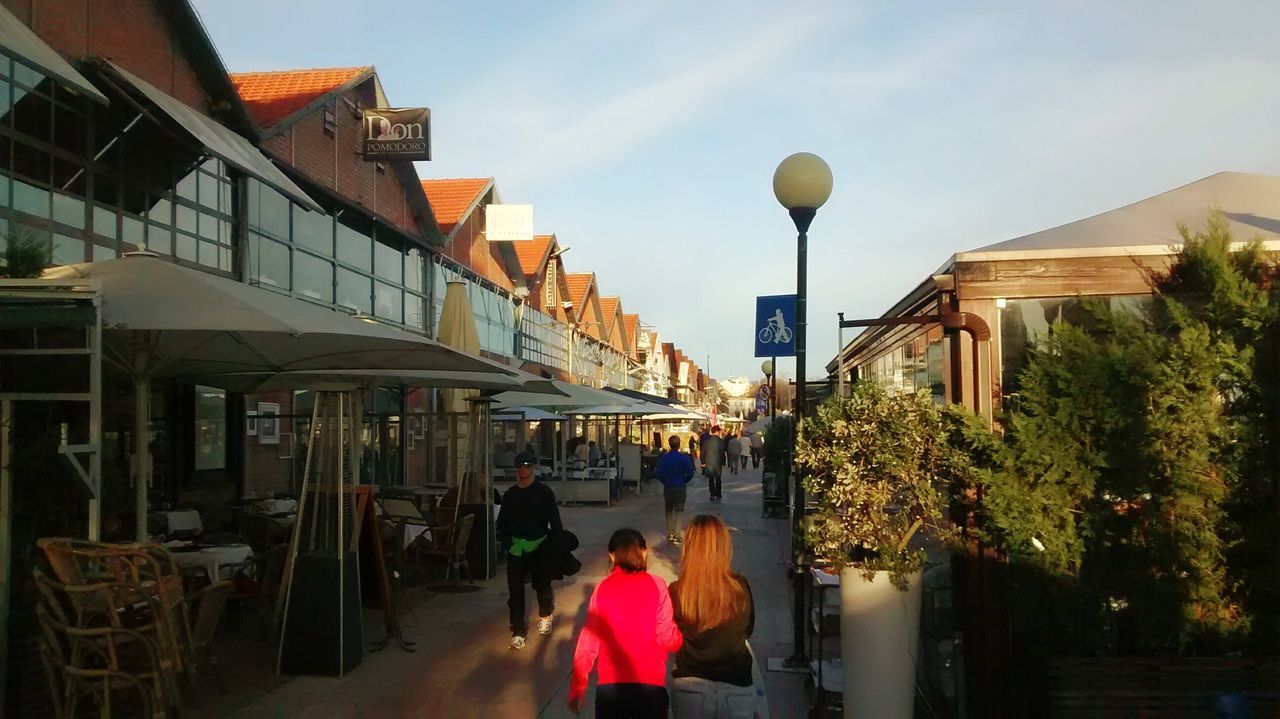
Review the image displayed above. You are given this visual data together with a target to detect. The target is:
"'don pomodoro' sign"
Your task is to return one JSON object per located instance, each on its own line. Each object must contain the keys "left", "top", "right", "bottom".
{"left": 362, "top": 108, "right": 431, "bottom": 161}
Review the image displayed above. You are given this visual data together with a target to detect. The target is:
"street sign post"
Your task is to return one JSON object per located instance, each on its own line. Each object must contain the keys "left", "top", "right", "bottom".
{"left": 754, "top": 294, "right": 797, "bottom": 357}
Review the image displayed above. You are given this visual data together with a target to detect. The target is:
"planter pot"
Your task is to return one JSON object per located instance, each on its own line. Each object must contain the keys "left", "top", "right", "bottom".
{"left": 840, "top": 567, "right": 923, "bottom": 719}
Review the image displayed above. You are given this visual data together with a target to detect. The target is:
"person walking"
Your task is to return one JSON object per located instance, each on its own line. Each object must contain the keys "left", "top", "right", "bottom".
{"left": 496, "top": 449, "right": 563, "bottom": 650}
{"left": 668, "top": 515, "right": 763, "bottom": 718}
{"left": 656, "top": 435, "right": 696, "bottom": 544}
{"left": 737, "top": 434, "right": 750, "bottom": 471}
{"left": 700, "top": 427, "right": 726, "bottom": 502}
{"left": 569, "top": 529, "right": 684, "bottom": 717}
{"left": 749, "top": 432, "right": 763, "bottom": 469}
{"left": 725, "top": 432, "right": 741, "bottom": 476}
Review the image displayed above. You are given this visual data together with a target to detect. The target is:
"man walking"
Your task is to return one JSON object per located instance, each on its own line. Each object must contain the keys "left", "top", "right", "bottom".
{"left": 725, "top": 431, "right": 742, "bottom": 475}
{"left": 656, "top": 435, "right": 695, "bottom": 544}
{"left": 700, "top": 426, "right": 727, "bottom": 502}
{"left": 749, "top": 431, "right": 763, "bottom": 469}
{"left": 738, "top": 433, "right": 751, "bottom": 471}
{"left": 497, "top": 449, "right": 563, "bottom": 650}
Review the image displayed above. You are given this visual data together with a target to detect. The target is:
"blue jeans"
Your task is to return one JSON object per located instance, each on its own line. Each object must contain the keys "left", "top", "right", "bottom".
{"left": 670, "top": 677, "right": 756, "bottom": 718}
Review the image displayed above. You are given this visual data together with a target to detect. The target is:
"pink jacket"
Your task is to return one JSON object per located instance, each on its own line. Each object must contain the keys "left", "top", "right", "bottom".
{"left": 570, "top": 568, "right": 683, "bottom": 703}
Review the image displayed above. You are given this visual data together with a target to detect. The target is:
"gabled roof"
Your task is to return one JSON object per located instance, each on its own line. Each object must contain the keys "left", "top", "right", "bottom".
{"left": 512, "top": 235, "right": 555, "bottom": 276}
{"left": 229, "top": 66, "right": 372, "bottom": 129}
{"left": 566, "top": 273, "right": 594, "bottom": 313}
{"left": 624, "top": 314, "right": 640, "bottom": 352}
{"left": 956, "top": 171, "right": 1280, "bottom": 263}
{"left": 600, "top": 297, "right": 621, "bottom": 333}
{"left": 420, "top": 178, "right": 494, "bottom": 236}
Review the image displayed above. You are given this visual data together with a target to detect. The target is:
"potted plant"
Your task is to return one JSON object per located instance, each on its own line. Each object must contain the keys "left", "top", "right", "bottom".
{"left": 0, "top": 228, "right": 50, "bottom": 279}
{"left": 797, "top": 381, "right": 966, "bottom": 719}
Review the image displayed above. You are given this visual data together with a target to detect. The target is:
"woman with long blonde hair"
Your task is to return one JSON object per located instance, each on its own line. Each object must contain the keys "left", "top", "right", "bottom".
{"left": 668, "top": 515, "right": 763, "bottom": 718}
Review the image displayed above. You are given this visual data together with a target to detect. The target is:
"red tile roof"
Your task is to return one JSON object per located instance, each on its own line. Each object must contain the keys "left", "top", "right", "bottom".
{"left": 623, "top": 314, "right": 640, "bottom": 349}
{"left": 230, "top": 66, "right": 370, "bottom": 128}
{"left": 566, "top": 273, "right": 594, "bottom": 313}
{"left": 511, "top": 235, "right": 554, "bottom": 276}
{"left": 420, "top": 178, "right": 492, "bottom": 235}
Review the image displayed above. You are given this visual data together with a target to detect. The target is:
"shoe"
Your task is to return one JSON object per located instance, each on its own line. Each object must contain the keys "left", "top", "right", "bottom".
{"left": 509, "top": 635, "right": 526, "bottom": 650}
{"left": 537, "top": 616, "right": 553, "bottom": 636}
{"left": 667, "top": 534, "right": 676, "bottom": 543}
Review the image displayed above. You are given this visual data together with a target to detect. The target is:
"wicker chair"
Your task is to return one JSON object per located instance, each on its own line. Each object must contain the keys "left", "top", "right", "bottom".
{"left": 36, "top": 605, "right": 166, "bottom": 718}
{"left": 411, "top": 512, "right": 474, "bottom": 582}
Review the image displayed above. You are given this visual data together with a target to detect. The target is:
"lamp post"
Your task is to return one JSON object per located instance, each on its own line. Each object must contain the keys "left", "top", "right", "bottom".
{"left": 773, "top": 151, "right": 833, "bottom": 667}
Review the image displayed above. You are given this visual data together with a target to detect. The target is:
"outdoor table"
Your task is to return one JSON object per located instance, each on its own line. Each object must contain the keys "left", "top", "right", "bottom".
{"left": 253, "top": 498, "right": 297, "bottom": 515}
{"left": 165, "top": 542, "right": 253, "bottom": 581}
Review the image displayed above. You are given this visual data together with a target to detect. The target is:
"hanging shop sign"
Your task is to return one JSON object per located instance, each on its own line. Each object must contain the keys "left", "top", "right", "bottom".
{"left": 362, "top": 107, "right": 431, "bottom": 160}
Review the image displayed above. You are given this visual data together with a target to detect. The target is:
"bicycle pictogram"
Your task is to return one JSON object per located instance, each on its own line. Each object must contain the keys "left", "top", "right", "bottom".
{"left": 758, "top": 309, "right": 793, "bottom": 344}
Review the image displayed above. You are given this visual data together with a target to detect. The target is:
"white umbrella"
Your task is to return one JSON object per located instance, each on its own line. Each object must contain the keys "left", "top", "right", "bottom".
{"left": 744, "top": 413, "right": 789, "bottom": 434}
{"left": 566, "top": 400, "right": 680, "bottom": 416}
{"left": 492, "top": 381, "right": 641, "bottom": 411}
{"left": 493, "top": 407, "right": 568, "bottom": 422}
{"left": 195, "top": 368, "right": 565, "bottom": 395}
{"left": 43, "top": 254, "right": 518, "bottom": 540}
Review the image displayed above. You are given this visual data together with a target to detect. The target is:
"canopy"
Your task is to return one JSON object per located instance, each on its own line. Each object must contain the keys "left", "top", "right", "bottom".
{"left": 43, "top": 253, "right": 516, "bottom": 540}
{"left": 744, "top": 413, "right": 789, "bottom": 434}
{"left": 566, "top": 400, "right": 687, "bottom": 417}
{"left": 491, "top": 381, "right": 640, "bottom": 411}
{"left": 194, "top": 368, "right": 564, "bottom": 395}
{"left": 0, "top": 4, "right": 108, "bottom": 104}
{"left": 102, "top": 62, "right": 323, "bottom": 213}
{"left": 493, "top": 407, "right": 567, "bottom": 422}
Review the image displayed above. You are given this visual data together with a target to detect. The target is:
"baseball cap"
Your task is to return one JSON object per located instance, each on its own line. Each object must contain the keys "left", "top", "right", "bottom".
{"left": 514, "top": 450, "right": 537, "bottom": 467}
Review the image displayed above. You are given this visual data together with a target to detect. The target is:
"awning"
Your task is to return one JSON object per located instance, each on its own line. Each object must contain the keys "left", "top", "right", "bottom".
{"left": 0, "top": 5, "right": 108, "bottom": 105}
{"left": 102, "top": 61, "right": 323, "bottom": 213}
{"left": 493, "top": 407, "right": 568, "bottom": 422}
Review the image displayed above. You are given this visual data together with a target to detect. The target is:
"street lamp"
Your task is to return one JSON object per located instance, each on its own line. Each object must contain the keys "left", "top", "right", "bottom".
{"left": 773, "top": 151, "right": 833, "bottom": 668}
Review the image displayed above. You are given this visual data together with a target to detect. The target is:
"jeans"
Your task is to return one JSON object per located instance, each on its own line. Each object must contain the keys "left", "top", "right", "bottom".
{"left": 750, "top": 447, "right": 760, "bottom": 468}
{"left": 727, "top": 455, "right": 739, "bottom": 474}
{"left": 740, "top": 455, "right": 749, "bottom": 470}
{"left": 670, "top": 677, "right": 756, "bottom": 718}
{"left": 506, "top": 548, "right": 553, "bottom": 635}
{"left": 664, "top": 485, "right": 687, "bottom": 538}
{"left": 706, "top": 466, "right": 723, "bottom": 499}
{"left": 596, "top": 682, "right": 669, "bottom": 718}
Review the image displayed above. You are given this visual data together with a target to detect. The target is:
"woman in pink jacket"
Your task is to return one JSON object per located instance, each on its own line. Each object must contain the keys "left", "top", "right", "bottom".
{"left": 569, "top": 528, "right": 683, "bottom": 717}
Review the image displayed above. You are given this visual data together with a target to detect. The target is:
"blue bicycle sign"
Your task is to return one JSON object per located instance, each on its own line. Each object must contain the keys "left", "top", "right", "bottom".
{"left": 754, "top": 294, "right": 797, "bottom": 357}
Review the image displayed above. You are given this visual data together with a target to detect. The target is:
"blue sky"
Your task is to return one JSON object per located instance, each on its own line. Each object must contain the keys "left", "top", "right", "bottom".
{"left": 192, "top": 0, "right": 1280, "bottom": 381}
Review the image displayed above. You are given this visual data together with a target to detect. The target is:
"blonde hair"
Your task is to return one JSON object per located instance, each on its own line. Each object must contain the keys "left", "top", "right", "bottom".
{"left": 677, "top": 515, "right": 747, "bottom": 632}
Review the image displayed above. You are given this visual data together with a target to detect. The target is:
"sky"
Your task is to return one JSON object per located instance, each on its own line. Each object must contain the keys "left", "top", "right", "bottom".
{"left": 191, "top": 0, "right": 1280, "bottom": 381}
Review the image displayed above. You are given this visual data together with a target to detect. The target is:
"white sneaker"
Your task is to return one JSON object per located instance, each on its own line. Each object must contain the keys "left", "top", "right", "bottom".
{"left": 509, "top": 635, "right": 526, "bottom": 650}
{"left": 537, "top": 615, "right": 553, "bottom": 635}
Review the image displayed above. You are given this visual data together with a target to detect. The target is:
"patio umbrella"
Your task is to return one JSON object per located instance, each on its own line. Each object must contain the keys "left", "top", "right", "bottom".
{"left": 193, "top": 368, "right": 565, "bottom": 395}
{"left": 744, "top": 413, "right": 789, "bottom": 435}
{"left": 43, "top": 254, "right": 518, "bottom": 540}
{"left": 492, "top": 407, "right": 568, "bottom": 422}
{"left": 491, "top": 381, "right": 641, "bottom": 412}
{"left": 436, "top": 281, "right": 483, "bottom": 414}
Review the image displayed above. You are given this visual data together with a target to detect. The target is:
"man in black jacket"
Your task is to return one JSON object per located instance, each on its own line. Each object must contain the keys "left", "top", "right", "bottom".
{"left": 496, "top": 450, "right": 563, "bottom": 650}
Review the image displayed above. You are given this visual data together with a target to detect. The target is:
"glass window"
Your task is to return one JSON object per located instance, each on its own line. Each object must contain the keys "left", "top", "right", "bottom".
{"left": 296, "top": 252, "right": 334, "bottom": 302}
{"left": 12, "top": 177, "right": 49, "bottom": 217}
{"left": 175, "top": 231, "right": 197, "bottom": 262}
{"left": 121, "top": 215, "right": 143, "bottom": 249}
{"left": 51, "top": 233, "right": 82, "bottom": 265}
{"left": 374, "top": 240, "right": 401, "bottom": 283}
{"left": 147, "top": 223, "right": 171, "bottom": 255}
{"left": 336, "top": 222, "right": 371, "bottom": 271}
{"left": 92, "top": 242, "right": 115, "bottom": 261}
{"left": 249, "top": 181, "right": 289, "bottom": 239}
{"left": 293, "top": 205, "right": 333, "bottom": 256}
{"left": 198, "top": 240, "right": 220, "bottom": 269}
{"left": 405, "top": 293, "right": 427, "bottom": 332}
{"left": 252, "top": 234, "right": 290, "bottom": 289}
{"left": 176, "top": 203, "right": 197, "bottom": 234}
{"left": 176, "top": 169, "right": 198, "bottom": 200}
{"left": 405, "top": 248, "right": 426, "bottom": 292}
{"left": 336, "top": 267, "right": 370, "bottom": 313}
{"left": 194, "top": 386, "right": 226, "bottom": 471}
{"left": 375, "top": 281, "right": 403, "bottom": 323}
{"left": 92, "top": 205, "right": 116, "bottom": 239}
{"left": 51, "top": 191, "right": 84, "bottom": 229}
{"left": 198, "top": 170, "right": 220, "bottom": 210}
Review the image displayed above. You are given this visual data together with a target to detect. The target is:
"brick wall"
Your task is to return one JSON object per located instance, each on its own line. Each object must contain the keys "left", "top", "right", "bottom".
{"left": 264, "top": 82, "right": 426, "bottom": 240}
{"left": 3, "top": 0, "right": 211, "bottom": 110}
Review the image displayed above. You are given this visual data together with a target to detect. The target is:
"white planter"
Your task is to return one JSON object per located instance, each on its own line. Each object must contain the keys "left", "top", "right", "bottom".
{"left": 839, "top": 568, "right": 923, "bottom": 719}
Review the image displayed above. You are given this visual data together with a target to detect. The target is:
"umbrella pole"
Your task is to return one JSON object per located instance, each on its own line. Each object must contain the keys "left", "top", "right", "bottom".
{"left": 133, "top": 375, "right": 150, "bottom": 543}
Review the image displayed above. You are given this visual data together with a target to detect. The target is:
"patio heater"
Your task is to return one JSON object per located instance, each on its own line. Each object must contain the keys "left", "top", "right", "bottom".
{"left": 772, "top": 151, "right": 833, "bottom": 670}
{"left": 277, "top": 390, "right": 364, "bottom": 676}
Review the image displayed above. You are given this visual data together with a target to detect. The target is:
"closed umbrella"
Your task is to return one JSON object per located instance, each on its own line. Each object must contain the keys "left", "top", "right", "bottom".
{"left": 43, "top": 254, "right": 517, "bottom": 540}
{"left": 436, "top": 281, "right": 483, "bottom": 414}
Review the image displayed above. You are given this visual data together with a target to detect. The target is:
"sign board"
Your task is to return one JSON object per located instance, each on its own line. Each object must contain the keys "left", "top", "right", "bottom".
{"left": 486, "top": 204, "right": 534, "bottom": 243}
{"left": 755, "top": 386, "right": 770, "bottom": 416}
{"left": 544, "top": 257, "right": 557, "bottom": 308}
{"left": 754, "top": 294, "right": 797, "bottom": 357}
{"left": 362, "top": 108, "right": 431, "bottom": 160}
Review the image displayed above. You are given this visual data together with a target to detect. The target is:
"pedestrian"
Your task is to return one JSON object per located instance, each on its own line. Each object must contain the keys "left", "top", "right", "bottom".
{"left": 700, "top": 426, "right": 726, "bottom": 502}
{"left": 569, "top": 528, "right": 684, "bottom": 717}
{"left": 687, "top": 434, "right": 699, "bottom": 463}
{"left": 725, "top": 432, "right": 741, "bottom": 476}
{"left": 589, "top": 440, "right": 602, "bottom": 467}
{"left": 575, "top": 436, "right": 590, "bottom": 464}
{"left": 656, "top": 435, "right": 696, "bottom": 544}
{"left": 737, "top": 434, "right": 750, "bottom": 471}
{"left": 668, "top": 515, "right": 764, "bottom": 718}
{"left": 496, "top": 449, "right": 564, "bottom": 650}
{"left": 749, "top": 432, "right": 763, "bottom": 469}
